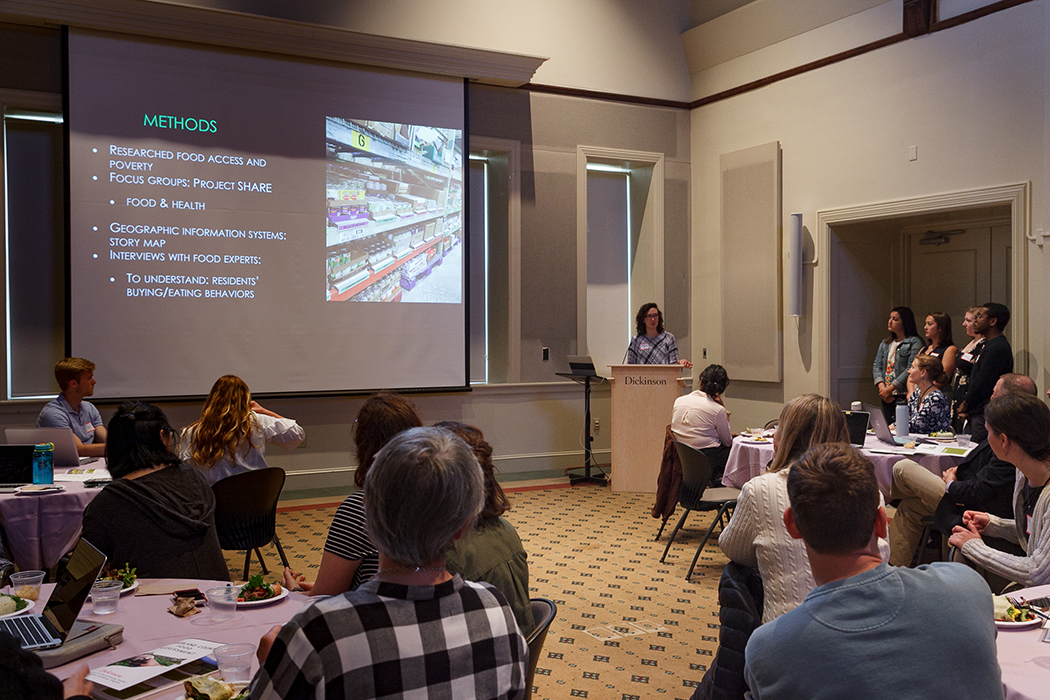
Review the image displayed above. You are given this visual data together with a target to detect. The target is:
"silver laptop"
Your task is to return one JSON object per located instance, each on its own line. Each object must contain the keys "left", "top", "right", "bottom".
{"left": 864, "top": 404, "right": 908, "bottom": 446}
{"left": 0, "top": 538, "right": 107, "bottom": 650}
{"left": 5, "top": 427, "right": 96, "bottom": 467}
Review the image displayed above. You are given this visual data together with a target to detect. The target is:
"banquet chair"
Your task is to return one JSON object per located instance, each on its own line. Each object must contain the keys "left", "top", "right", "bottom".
{"left": 660, "top": 441, "right": 741, "bottom": 580}
{"left": 524, "top": 598, "right": 556, "bottom": 700}
{"left": 211, "top": 467, "right": 290, "bottom": 579}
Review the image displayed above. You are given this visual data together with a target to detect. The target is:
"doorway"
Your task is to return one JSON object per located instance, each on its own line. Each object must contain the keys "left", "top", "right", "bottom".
{"left": 820, "top": 184, "right": 1029, "bottom": 407}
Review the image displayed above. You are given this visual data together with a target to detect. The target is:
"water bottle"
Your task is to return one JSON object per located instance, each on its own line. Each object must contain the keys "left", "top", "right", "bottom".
{"left": 32, "top": 442, "right": 54, "bottom": 485}
{"left": 895, "top": 402, "right": 910, "bottom": 439}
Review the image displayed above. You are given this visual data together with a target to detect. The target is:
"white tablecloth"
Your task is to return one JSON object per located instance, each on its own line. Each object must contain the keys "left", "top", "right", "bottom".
{"left": 994, "top": 583, "right": 1050, "bottom": 700}
{"left": 722, "top": 434, "right": 964, "bottom": 497}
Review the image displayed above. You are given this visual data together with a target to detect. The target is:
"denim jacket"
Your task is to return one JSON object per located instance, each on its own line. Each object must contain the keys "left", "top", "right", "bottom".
{"left": 872, "top": 336, "right": 924, "bottom": 393}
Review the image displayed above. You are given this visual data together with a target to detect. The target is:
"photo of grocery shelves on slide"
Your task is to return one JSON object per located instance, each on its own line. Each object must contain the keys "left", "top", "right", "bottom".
{"left": 325, "top": 117, "right": 463, "bottom": 303}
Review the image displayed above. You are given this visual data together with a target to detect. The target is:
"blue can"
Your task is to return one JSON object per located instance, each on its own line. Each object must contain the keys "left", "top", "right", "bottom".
{"left": 32, "top": 442, "right": 55, "bottom": 485}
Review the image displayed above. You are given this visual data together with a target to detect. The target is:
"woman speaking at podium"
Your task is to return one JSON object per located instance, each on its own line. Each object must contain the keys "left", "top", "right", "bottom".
{"left": 626, "top": 302, "right": 692, "bottom": 367}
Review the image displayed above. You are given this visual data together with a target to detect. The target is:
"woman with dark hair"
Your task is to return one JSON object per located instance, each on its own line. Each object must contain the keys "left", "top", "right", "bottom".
{"left": 180, "top": 375, "right": 304, "bottom": 485}
{"left": 80, "top": 402, "right": 229, "bottom": 580}
{"left": 671, "top": 364, "right": 732, "bottom": 481}
{"left": 436, "top": 421, "right": 534, "bottom": 634}
{"left": 916, "top": 312, "right": 957, "bottom": 390}
{"left": 626, "top": 302, "right": 692, "bottom": 367}
{"left": 719, "top": 394, "right": 887, "bottom": 621}
{"left": 949, "top": 392, "right": 1050, "bottom": 585}
{"left": 872, "top": 306, "right": 924, "bottom": 424}
{"left": 284, "top": 393, "right": 422, "bottom": 596}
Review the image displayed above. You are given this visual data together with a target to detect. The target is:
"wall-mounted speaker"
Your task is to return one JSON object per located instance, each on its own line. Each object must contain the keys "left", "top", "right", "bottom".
{"left": 788, "top": 212, "right": 803, "bottom": 318}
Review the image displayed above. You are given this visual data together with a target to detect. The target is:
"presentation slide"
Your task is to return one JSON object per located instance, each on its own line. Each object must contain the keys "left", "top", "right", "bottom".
{"left": 67, "top": 30, "right": 466, "bottom": 398}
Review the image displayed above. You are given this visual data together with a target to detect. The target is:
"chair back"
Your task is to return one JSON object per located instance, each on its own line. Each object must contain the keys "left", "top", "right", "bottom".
{"left": 673, "top": 441, "right": 714, "bottom": 509}
{"left": 211, "top": 467, "right": 286, "bottom": 552}
{"left": 523, "top": 598, "right": 556, "bottom": 700}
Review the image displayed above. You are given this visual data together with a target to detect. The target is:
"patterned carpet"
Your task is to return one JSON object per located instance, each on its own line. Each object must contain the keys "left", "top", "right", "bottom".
{"left": 222, "top": 485, "right": 729, "bottom": 700}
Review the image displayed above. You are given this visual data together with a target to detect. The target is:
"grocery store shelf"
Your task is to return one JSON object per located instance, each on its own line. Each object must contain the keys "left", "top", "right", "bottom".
{"left": 329, "top": 234, "right": 445, "bottom": 301}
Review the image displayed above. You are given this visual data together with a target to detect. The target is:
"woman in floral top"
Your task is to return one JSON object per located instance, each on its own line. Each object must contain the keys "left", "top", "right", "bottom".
{"left": 905, "top": 354, "right": 951, "bottom": 434}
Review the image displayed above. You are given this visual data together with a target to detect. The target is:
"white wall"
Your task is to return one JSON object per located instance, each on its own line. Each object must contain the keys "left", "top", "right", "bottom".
{"left": 183, "top": 0, "right": 694, "bottom": 101}
{"left": 690, "top": 1, "right": 1049, "bottom": 429}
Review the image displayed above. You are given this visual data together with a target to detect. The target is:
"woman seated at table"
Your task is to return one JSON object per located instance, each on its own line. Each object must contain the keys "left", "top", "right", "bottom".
{"left": 435, "top": 421, "right": 534, "bottom": 635}
{"left": 949, "top": 392, "right": 1050, "bottom": 586}
{"left": 626, "top": 302, "right": 692, "bottom": 367}
{"left": 81, "top": 402, "right": 229, "bottom": 580}
{"left": 719, "top": 394, "right": 857, "bottom": 621}
{"left": 671, "top": 364, "right": 732, "bottom": 482}
{"left": 903, "top": 355, "right": 951, "bottom": 434}
{"left": 284, "top": 393, "right": 422, "bottom": 595}
{"left": 180, "top": 375, "right": 305, "bottom": 485}
{"left": 253, "top": 427, "right": 527, "bottom": 700}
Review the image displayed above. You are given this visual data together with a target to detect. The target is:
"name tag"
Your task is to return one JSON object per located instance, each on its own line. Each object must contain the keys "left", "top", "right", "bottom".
{"left": 84, "top": 422, "right": 95, "bottom": 435}
{"left": 640, "top": 343, "right": 651, "bottom": 351}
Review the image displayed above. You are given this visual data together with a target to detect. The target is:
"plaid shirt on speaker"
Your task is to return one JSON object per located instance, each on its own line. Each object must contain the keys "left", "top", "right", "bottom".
{"left": 250, "top": 574, "right": 527, "bottom": 700}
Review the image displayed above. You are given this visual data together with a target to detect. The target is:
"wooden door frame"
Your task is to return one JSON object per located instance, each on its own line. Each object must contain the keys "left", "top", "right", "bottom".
{"left": 816, "top": 183, "right": 1031, "bottom": 396}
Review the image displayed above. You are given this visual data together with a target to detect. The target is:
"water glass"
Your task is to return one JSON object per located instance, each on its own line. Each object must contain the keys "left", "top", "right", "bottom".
{"left": 957, "top": 433, "right": 971, "bottom": 447}
{"left": 206, "top": 586, "right": 238, "bottom": 622}
{"left": 214, "top": 643, "right": 256, "bottom": 682}
{"left": 10, "top": 570, "right": 45, "bottom": 601}
{"left": 90, "top": 580, "right": 123, "bottom": 615}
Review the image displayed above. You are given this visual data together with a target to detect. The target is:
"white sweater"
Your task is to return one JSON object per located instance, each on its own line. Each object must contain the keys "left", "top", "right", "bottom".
{"left": 718, "top": 468, "right": 890, "bottom": 623}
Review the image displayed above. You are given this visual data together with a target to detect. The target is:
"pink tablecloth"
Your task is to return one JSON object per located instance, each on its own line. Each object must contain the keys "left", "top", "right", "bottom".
{"left": 722, "top": 434, "right": 964, "bottom": 497}
{"left": 995, "top": 583, "right": 1050, "bottom": 700}
{"left": 0, "top": 482, "right": 100, "bottom": 569}
{"left": 46, "top": 579, "right": 307, "bottom": 697}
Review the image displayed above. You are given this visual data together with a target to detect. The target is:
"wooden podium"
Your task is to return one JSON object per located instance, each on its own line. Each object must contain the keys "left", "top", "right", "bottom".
{"left": 609, "top": 364, "right": 684, "bottom": 493}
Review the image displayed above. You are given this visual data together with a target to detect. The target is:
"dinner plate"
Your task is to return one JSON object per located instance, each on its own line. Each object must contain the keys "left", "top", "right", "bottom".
{"left": 14, "top": 484, "right": 66, "bottom": 495}
{"left": 0, "top": 596, "right": 35, "bottom": 619}
{"left": 237, "top": 586, "right": 289, "bottom": 607}
{"left": 994, "top": 616, "right": 1043, "bottom": 629}
{"left": 738, "top": 437, "right": 771, "bottom": 445}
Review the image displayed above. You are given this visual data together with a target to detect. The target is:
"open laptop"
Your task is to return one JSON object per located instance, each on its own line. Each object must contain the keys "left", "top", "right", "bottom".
{"left": 5, "top": 427, "right": 96, "bottom": 467}
{"left": 561, "top": 355, "right": 599, "bottom": 378}
{"left": 864, "top": 404, "right": 908, "bottom": 446}
{"left": 0, "top": 444, "right": 37, "bottom": 490}
{"left": 841, "top": 410, "right": 869, "bottom": 447}
{"left": 0, "top": 537, "right": 106, "bottom": 650}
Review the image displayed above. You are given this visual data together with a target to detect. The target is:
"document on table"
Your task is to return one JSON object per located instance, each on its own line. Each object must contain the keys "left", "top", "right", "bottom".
{"left": 54, "top": 468, "right": 112, "bottom": 482}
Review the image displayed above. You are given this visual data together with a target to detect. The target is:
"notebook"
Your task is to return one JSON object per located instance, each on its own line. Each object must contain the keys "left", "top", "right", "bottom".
{"left": 0, "top": 444, "right": 36, "bottom": 489}
{"left": 5, "top": 427, "right": 96, "bottom": 467}
{"left": 864, "top": 404, "right": 908, "bottom": 446}
{"left": 0, "top": 538, "right": 107, "bottom": 651}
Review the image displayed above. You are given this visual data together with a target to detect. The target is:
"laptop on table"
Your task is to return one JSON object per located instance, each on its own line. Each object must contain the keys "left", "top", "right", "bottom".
{"left": 0, "top": 538, "right": 107, "bottom": 650}
{"left": 0, "top": 444, "right": 36, "bottom": 490}
{"left": 864, "top": 404, "right": 909, "bottom": 446}
{"left": 5, "top": 427, "right": 98, "bottom": 467}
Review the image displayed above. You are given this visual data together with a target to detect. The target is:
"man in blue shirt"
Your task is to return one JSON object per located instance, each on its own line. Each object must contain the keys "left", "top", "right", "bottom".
{"left": 744, "top": 442, "right": 1003, "bottom": 700}
{"left": 36, "top": 357, "right": 106, "bottom": 458}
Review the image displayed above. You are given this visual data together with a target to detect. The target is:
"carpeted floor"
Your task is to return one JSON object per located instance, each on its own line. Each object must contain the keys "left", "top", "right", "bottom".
{"left": 221, "top": 483, "right": 730, "bottom": 700}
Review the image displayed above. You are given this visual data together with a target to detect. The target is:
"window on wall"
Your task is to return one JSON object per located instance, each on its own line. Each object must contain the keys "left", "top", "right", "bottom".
{"left": 585, "top": 165, "right": 631, "bottom": 367}
{"left": 3, "top": 108, "right": 65, "bottom": 399}
{"left": 468, "top": 141, "right": 519, "bottom": 384}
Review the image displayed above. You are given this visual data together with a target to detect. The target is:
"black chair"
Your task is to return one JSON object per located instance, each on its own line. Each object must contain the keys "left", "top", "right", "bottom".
{"left": 660, "top": 441, "right": 740, "bottom": 581}
{"left": 211, "top": 468, "right": 290, "bottom": 579}
{"left": 524, "top": 598, "right": 556, "bottom": 700}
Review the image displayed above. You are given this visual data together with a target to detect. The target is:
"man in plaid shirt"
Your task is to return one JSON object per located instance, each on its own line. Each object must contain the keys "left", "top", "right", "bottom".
{"left": 250, "top": 427, "right": 527, "bottom": 700}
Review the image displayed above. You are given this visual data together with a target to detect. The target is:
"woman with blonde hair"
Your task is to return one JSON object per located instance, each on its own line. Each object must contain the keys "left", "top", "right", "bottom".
{"left": 180, "top": 375, "right": 304, "bottom": 485}
{"left": 720, "top": 394, "right": 890, "bottom": 621}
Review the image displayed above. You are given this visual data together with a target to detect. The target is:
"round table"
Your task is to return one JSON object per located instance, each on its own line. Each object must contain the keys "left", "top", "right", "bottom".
{"left": 722, "top": 433, "right": 965, "bottom": 497}
{"left": 0, "top": 481, "right": 100, "bottom": 570}
{"left": 43, "top": 578, "right": 308, "bottom": 698}
{"left": 994, "top": 583, "right": 1050, "bottom": 700}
